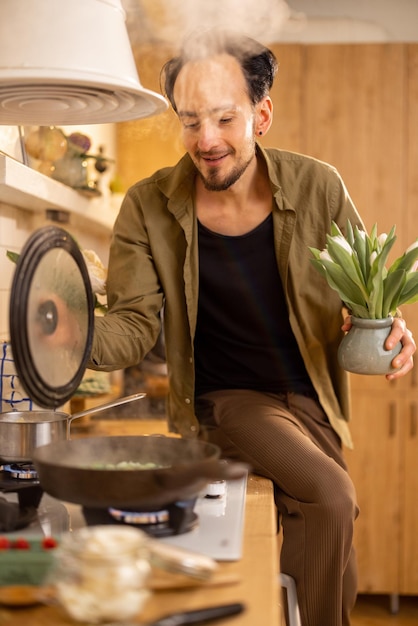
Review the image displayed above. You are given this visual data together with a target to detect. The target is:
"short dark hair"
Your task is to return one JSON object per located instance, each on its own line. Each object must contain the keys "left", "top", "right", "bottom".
{"left": 161, "top": 29, "right": 278, "bottom": 113}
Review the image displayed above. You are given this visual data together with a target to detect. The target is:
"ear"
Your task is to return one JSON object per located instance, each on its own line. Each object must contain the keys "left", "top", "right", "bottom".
{"left": 255, "top": 96, "right": 273, "bottom": 137}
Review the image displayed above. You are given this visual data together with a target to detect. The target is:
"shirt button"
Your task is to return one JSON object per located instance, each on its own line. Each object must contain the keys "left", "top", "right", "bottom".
{"left": 185, "top": 398, "right": 191, "bottom": 404}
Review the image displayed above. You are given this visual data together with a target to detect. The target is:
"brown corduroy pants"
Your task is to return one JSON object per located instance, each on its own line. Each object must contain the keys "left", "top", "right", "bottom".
{"left": 195, "top": 389, "right": 359, "bottom": 626}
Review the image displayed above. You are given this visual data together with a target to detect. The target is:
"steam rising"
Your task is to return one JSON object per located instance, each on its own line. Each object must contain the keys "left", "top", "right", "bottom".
{"left": 123, "top": 0, "right": 291, "bottom": 48}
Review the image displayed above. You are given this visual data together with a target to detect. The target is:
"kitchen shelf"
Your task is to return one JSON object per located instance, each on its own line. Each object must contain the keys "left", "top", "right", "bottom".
{"left": 0, "top": 153, "right": 118, "bottom": 235}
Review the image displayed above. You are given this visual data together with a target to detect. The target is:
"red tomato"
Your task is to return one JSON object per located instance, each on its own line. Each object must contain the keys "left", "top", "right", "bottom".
{"left": 42, "top": 537, "right": 58, "bottom": 550}
{"left": 0, "top": 537, "right": 11, "bottom": 550}
{"left": 12, "top": 538, "right": 31, "bottom": 550}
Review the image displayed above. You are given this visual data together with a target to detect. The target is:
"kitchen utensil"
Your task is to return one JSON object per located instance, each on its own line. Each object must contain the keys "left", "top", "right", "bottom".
{"left": 9, "top": 225, "right": 94, "bottom": 410}
{"left": 32, "top": 436, "right": 248, "bottom": 509}
{"left": 0, "top": 393, "right": 146, "bottom": 463}
{"left": 144, "top": 603, "right": 245, "bottom": 626}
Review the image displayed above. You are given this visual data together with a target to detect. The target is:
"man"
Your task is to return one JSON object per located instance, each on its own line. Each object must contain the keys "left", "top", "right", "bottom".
{"left": 89, "top": 30, "right": 415, "bottom": 625}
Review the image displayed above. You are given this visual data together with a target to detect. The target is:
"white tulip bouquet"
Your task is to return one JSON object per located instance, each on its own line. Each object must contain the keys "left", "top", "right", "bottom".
{"left": 310, "top": 221, "right": 418, "bottom": 319}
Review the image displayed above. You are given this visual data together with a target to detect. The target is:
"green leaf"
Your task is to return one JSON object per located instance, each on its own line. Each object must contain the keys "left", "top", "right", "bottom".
{"left": 396, "top": 271, "right": 418, "bottom": 306}
{"left": 388, "top": 241, "right": 418, "bottom": 274}
{"left": 330, "top": 222, "right": 344, "bottom": 238}
{"left": 326, "top": 237, "right": 367, "bottom": 293}
{"left": 345, "top": 220, "right": 355, "bottom": 248}
{"left": 309, "top": 247, "right": 322, "bottom": 261}
{"left": 6, "top": 250, "right": 20, "bottom": 264}
{"left": 368, "top": 271, "right": 384, "bottom": 318}
{"left": 381, "top": 269, "right": 406, "bottom": 317}
{"left": 347, "top": 303, "right": 372, "bottom": 318}
{"left": 352, "top": 227, "right": 368, "bottom": 282}
{"left": 366, "top": 238, "right": 395, "bottom": 294}
{"left": 368, "top": 223, "right": 378, "bottom": 249}
{"left": 310, "top": 258, "right": 328, "bottom": 278}
{"left": 316, "top": 258, "right": 368, "bottom": 309}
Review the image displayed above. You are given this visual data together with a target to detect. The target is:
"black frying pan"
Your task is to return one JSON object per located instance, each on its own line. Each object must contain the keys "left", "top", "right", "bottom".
{"left": 32, "top": 435, "right": 248, "bottom": 509}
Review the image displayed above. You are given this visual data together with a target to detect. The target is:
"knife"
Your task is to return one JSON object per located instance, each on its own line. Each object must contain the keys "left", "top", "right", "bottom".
{"left": 146, "top": 602, "right": 245, "bottom": 626}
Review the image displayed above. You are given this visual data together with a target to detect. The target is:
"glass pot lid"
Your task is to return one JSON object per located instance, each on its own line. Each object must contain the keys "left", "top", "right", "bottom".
{"left": 9, "top": 226, "right": 94, "bottom": 409}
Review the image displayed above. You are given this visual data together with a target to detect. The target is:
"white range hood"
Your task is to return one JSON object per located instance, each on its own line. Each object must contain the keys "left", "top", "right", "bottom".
{"left": 0, "top": 0, "right": 167, "bottom": 125}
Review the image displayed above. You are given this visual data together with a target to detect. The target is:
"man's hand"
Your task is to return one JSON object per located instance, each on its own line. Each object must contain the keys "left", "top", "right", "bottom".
{"left": 341, "top": 315, "right": 416, "bottom": 380}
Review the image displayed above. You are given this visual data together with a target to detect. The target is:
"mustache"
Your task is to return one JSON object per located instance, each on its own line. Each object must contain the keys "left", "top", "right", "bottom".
{"left": 196, "top": 149, "right": 233, "bottom": 160}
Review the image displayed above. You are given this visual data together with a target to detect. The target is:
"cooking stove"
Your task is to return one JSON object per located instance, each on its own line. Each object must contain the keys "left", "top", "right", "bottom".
{"left": 0, "top": 463, "right": 43, "bottom": 513}
{"left": 0, "top": 474, "right": 248, "bottom": 561}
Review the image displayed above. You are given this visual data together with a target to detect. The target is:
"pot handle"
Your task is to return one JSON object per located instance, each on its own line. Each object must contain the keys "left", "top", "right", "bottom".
{"left": 68, "top": 392, "right": 146, "bottom": 423}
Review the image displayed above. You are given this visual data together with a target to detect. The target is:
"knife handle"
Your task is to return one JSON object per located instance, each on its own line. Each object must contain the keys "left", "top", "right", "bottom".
{"left": 153, "top": 602, "right": 245, "bottom": 625}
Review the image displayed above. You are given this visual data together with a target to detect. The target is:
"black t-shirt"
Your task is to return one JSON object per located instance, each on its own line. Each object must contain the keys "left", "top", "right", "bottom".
{"left": 194, "top": 213, "right": 315, "bottom": 397}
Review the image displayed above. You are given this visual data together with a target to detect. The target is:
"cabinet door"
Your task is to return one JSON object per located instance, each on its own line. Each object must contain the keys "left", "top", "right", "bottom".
{"left": 405, "top": 44, "right": 418, "bottom": 258}
{"left": 400, "top": 398, "right": 418, "bottom": 593}
{"left": 303, "top": 44, "right": 404, "bottom": 236}
{"left": 345, "top": 393, "right": 402, "bottom": 593}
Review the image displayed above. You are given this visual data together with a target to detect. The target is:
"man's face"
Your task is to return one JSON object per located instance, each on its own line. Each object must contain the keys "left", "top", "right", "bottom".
{"left": 173, "top": 54, "right": 258, "bottom": 191}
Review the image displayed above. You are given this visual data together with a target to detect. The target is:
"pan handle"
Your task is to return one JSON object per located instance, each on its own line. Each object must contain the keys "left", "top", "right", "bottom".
{"left": 68, "top": 393, "right": 147, "bottom": 423}
{"left": 155, "top": 460, "right": 250, "bottom": 491}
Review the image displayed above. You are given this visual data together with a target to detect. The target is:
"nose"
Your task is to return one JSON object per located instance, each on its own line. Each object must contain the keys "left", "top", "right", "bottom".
{"left": 196, "top": 119, "right": 220, "bottom": 153}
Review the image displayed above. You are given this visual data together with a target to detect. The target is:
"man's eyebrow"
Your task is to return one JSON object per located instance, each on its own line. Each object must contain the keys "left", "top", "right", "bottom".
{"left": 178, "top": 106, "right": 237, "bottom": 119}
{"left": 178, "top": 111, "right": 198, "bottom": 118}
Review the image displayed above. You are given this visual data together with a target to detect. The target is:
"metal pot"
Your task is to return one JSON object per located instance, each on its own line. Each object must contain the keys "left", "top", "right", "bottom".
{"left": 32, "top": 435, "right": 249, "bottom": 509}
{"left": 0, "top": 393, "right": 145, "bottom": 463}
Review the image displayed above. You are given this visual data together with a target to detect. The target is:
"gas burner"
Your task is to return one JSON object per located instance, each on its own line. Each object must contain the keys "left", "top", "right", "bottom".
{"left": 1, "top": 463, "right": 38, "bottom": 480}
{"left": 82, "top": 499, "right": 199, "bottom": 537}
{"left": 108, "top": 507, "right": 170, "bottom": 526}
{"left": 0, "top": 464, "right": 43, "bottom": 511}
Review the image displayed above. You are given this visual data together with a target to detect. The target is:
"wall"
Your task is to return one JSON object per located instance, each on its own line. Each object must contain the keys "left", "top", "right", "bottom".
{"left": 284, "top": 0, "right": 418, "bottom": 43}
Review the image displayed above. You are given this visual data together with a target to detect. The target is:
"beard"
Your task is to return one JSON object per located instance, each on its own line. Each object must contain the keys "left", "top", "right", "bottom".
{"left": 199, "top": 158, "right": 252, "bottom": 191}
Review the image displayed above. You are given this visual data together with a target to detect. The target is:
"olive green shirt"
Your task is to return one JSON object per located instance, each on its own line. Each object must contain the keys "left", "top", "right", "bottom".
{"left": 89, "top": 145, "right": 364, "bottom": 448}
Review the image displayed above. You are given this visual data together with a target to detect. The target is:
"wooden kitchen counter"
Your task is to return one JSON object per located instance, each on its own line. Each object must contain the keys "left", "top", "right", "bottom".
{"left": 0, "top": 418, "right": 282, "bottom": 625}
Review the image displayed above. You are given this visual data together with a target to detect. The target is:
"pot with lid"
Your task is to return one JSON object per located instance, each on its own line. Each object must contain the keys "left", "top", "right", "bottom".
{"left": 2, "top": 225, "right": 146, "bottom": 463}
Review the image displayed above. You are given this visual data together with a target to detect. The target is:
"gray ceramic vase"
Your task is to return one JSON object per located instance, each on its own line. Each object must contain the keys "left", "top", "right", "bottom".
{"left": 337, "top": 316, "right": 402, "bottom": 375}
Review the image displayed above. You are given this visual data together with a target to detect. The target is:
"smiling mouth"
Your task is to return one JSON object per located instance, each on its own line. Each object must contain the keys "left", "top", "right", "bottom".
{"left": 201, "top": 153, "right": 228, "bottom": 166}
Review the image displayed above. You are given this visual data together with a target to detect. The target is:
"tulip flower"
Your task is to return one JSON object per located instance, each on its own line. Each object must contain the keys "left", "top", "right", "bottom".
{"left": 310, "top": 221, "right": 418, "bottom": 319}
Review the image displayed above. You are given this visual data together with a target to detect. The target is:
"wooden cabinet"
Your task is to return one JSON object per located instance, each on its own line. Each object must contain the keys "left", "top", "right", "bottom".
{"left": 345, "top": 391, "right": 402, "bottom": 593}
{"left": 401, "top": 389, "right": 418, "bottom": 594}
{"left": 344, "top": 385, "right": 418, "bottom": 595}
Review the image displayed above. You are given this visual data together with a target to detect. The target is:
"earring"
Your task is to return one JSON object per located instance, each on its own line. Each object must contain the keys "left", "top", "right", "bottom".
{"left": 258, "top": 130, "right": 263, "bottom": 136}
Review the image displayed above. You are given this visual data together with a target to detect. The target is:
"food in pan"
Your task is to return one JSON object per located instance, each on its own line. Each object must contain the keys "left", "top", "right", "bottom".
{"left": 86, "top": 461, "right": 167, "bottom": 470}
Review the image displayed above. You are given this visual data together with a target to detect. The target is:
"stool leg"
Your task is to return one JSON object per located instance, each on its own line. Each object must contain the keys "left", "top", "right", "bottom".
{"left": 389, "top": 593, "right": 400, "bottom": 614}
{"left": 279, "top": 573, "right": 302, "bottom": 626}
